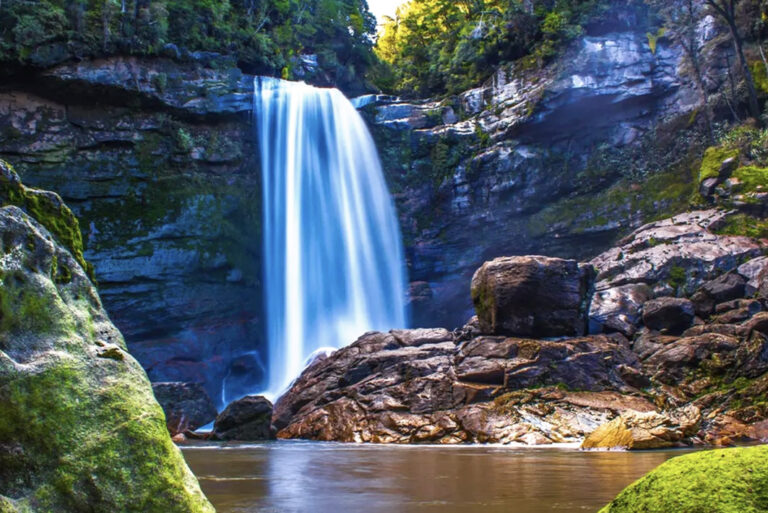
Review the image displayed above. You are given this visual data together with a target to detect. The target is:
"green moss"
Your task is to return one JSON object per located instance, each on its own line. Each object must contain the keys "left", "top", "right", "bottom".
{"left": 470, "top": 277, "right": 495, "bottom": 329}
{"left": 528, "top": 168, "right": 694, "bottom": 238}
{"left": 699, "top": 146, "right": 740, "bottom": 183}
{"left": 714, "top": 214, "right": 768, "bottom": 239}
{"left": 668, "top": 266, "right": 687, "bottom": 292}
{"left": 600, "top": 446, "right": 768, "bottom": 513}
{"left": 731, "top": 166, "right": 768, "bottom": 194}
{"left": 0, "top": 160, "right": 93, "bottom": 280}
{"left": 751, "top": 61, "right": 768, "bottom": 94}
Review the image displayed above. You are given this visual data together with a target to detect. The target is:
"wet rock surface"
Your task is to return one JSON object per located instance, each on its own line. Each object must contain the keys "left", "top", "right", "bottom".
{"left": 0, "top": 58, "right": 263, "bottom": 405}
{"left": 274, "top": 209, "right": 768, "bottom": 447}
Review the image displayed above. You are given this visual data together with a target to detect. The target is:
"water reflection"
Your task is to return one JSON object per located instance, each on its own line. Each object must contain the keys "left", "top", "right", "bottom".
{"left": 183, "top": 442, "right": 690, "bottom": 513}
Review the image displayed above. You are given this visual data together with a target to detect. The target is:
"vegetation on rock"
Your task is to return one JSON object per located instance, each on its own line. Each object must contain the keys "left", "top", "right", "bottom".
{"left": 0, "top": 0, "right": 376, "bottom": 90}
{"left": 0, "top": 178, "right": 213, "bottom": 511}
{"left": 0, "top": 159, "right": 93, "bottom": 280}
{"left": 373, "top": 0, "right": 617, "bottom": 96}
{"left": 599, "top": 446, "right": 768, "bottom": 513}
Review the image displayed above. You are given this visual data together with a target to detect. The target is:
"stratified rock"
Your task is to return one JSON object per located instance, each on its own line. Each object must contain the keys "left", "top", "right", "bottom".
{"left": 581, "top": 406, "right": 701, "bottom": 450}
{"left": 0, "top": 203, "right": 213, "bottom": 511}
{"left": 599, "top": 446, "right": 768, "bottom": 513}
{"left": 152, "top": 382, "right": 218, "bottom": 436}
{"left": 642, "top": 297, "right": 695, "bottom": 334}
{"left": 589, "top": 283, "right": 652, "bottom": 337}
{"left": 45, "top": 57, "right": 253, "bottom": 115}
{"left": 592, "top": 210, "right": 763, "bottom": 295}
{"left": 212, "top": 395, "right": 275, "bottom": 441}
{"left": 274, "top": 329, "right": 645, "bottom": 444}
{"left": 470, "top": 256, "right": 595, "bottom": 337}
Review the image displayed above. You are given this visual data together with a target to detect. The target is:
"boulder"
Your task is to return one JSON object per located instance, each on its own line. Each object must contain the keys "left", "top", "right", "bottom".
{"left": 152, "top": 382, "right": 218, "bottom": 436}
{"left": 471, "top": 256, "right": 595, "bottom": 337}
{"left": 738, "top": 256, "right": 768, "bottom": 296}
{"left": 212, "top": 395, "right": 276, "bottom": 441}
{"left": 0, "top": 202, "right": 213, "bottom": 511}
{"left": 591, "top": 210, "right": 763, "bottom": 295}
{"left": 599, "top": 446, "right": 768, "bottom": 513}
{"left": 642, "top": 297, "right": 695, "bottom": 334}
{"left": 581, "top": 406, "right": 701, "bottom": 450}
{"left": 691, "top": 273, "right": 748, "bottom": 317}
{"left": 589, "top": 283, "right": 652, "bottom": 337}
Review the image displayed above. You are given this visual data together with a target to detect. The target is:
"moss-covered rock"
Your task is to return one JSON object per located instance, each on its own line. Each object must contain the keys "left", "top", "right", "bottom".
{"left": 0, "top": 159, "right": 93, "bottom": 280}
{"left": 699, "top": 146, "right": 740, "bottom": 184}
{"left": 599, "top": 445, "right": 768, "bottom": 513}
{"left": 0, "top": 202, "right": 213, "bottom": 511}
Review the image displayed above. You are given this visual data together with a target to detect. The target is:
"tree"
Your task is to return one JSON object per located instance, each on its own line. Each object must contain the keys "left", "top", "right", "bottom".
{"left": 647, "top": 0, "right": 715, "bottom": 143}
{"left": 705, "top": 0, "right": 762, "bottom": 121}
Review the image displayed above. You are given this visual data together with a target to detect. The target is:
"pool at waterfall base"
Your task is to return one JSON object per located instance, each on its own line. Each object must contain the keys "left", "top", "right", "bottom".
{"left": 183, "top": 442, "right": 691, "bottom": 513}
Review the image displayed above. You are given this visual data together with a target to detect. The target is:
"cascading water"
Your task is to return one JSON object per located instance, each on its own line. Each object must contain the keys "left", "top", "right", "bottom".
{"left": 254, "top": 77, "right": 408, "bottom": 397}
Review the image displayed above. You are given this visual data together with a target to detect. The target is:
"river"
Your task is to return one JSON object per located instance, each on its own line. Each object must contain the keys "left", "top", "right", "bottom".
{"left": 183, "top": 441, "right": 691, "bottom": 513}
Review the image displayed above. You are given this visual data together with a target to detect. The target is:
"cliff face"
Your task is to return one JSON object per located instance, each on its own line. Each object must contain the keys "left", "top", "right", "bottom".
{"left": 367, "top": 18, "right": 733, "bottom": 328}
{"left": 0, "top": 56, "right": 262, "bottom": 404}
{"left": 0, "top": 7, "right": 739, "bottom": 399}
{"left": 0, "top": 161, "right": 213, "bottom": 512}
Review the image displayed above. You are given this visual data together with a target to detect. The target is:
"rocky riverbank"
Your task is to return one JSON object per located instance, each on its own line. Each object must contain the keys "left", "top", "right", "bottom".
{"left": 265, "top": 208, "right": 768, "bottom": 448}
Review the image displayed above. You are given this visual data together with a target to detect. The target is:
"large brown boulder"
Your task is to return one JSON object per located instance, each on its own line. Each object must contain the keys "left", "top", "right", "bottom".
{"left": 470, "top": 256, "right": 595, "bottom": 337}
{"left": 581, "top": 405, "right": 701, "bottom": 450}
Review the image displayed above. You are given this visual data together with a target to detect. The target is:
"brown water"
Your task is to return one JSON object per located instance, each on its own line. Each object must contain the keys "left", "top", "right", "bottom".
{"left": 183, "top": 441, "right": 690, "bottom": 513}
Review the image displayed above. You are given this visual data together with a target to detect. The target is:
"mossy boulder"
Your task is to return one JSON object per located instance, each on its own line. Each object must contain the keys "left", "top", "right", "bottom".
{"left": 599, "top": 445, "right": 768, "bottom": 513}
{"left": 0, "top": 159, "right": 93, "bottom": 280}
{"left": 0, "top": 203, "right": 213, "bottom": 511}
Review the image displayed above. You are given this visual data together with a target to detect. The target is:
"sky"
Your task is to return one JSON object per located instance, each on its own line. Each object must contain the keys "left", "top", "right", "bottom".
{"left": 368, "top": 0, "right": 404, "bottom": 25}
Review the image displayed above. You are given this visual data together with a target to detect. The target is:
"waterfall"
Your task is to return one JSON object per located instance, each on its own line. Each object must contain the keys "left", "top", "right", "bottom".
{"left": 253, "top": 77, "right": 408, "bottom": 397}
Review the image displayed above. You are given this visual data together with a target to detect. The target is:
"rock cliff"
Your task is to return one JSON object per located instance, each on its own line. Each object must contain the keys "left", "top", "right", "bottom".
{"left": 0, "top": 3, "right": 746, "bottom": 401}
{"left": 365, "top": 19, "right": 732, "bottom": 327}
{"left": 0, "top": 56, "right": 261, "bottom": 404}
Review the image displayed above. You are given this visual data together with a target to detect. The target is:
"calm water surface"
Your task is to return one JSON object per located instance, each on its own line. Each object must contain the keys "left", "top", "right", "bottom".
{"left": 183, "top": 441, "right": 690, "bottom": 513}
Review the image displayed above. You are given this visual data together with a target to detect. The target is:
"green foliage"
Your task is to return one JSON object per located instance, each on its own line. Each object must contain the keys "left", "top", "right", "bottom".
{"left": 699, "top": 146, "right": 740, "bottom": 183}
{"left": 600, "top": 446, "right": 768, "bottom": 513}
{"left": 715, "top": 213, "right": 768, "bottom": 239}
{"left": 374, "top": 0, "right": 614, "bottom": 96}
{"left": 0, "top": 0, "right": 377, "bottom": 90}
{"left": 668, "top": 265, "right": 687, "bottom": 292}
